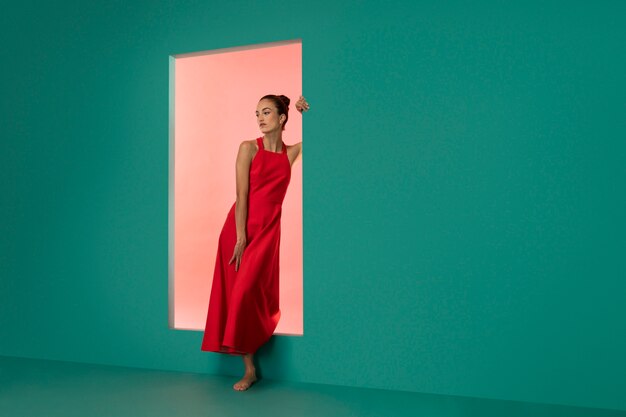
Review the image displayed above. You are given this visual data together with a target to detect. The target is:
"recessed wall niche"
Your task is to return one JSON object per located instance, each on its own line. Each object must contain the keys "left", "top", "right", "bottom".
{"left": 169, "top": 39, "right": 303, "bottom": 336}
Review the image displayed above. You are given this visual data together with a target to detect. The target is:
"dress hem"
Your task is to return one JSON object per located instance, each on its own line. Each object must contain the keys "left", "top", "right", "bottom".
{"left": 200, "top": 344, "right": 250, "bottom": 356}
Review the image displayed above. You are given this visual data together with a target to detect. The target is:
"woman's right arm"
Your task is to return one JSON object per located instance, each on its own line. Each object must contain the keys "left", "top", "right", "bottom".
{"left": 229, "top": 141, "right": 254, "bottom": 271}
{"left": 234, "top": 141, "right": 254, "bottom": 243}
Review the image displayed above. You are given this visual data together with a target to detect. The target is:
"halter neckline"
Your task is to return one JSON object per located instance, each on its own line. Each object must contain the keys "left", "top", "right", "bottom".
{"left": 257, "top": 137, "right": 286, "bottom": 154}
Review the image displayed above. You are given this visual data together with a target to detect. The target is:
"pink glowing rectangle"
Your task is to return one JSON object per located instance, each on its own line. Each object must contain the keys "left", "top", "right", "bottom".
{"left": 169, "top": 40, "right": 303, "bottom": 336}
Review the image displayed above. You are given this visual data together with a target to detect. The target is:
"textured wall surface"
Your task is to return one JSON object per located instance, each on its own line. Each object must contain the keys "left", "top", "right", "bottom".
{"left": 1, "top": 0, "right": 624, "bottom": 411}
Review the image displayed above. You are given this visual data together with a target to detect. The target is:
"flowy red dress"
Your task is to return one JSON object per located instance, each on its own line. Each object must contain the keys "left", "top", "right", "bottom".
{"left": 201, "top": 136, "right": 292, "bottom": 355}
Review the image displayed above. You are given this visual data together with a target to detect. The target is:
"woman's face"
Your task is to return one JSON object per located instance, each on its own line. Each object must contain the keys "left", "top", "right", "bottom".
{"left": 256, "top": 99, "right": 284, "bottom": 133}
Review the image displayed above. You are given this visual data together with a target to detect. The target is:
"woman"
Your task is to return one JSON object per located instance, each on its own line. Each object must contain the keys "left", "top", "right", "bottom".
{"left": 201, "top": 94, "right": 309, "bottom": 391}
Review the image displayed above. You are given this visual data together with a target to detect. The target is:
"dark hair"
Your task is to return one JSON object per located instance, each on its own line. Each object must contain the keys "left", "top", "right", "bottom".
{"left": 260, "top": 94, "right": 290, "bottom": 131}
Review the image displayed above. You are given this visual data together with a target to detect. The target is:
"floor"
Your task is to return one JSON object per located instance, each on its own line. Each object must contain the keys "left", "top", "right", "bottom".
{"left": 1, "top": 355, "right": 623, "bottom": 417}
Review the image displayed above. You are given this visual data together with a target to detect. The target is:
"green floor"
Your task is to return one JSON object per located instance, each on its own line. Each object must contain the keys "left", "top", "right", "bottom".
{"left": 1, "top": 355, "right": 623, "bottom": 417}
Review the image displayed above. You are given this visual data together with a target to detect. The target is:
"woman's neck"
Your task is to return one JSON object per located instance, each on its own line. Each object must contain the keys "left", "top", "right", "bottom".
{"left": 263, "top": 132, "right": 283, "bottom": 151}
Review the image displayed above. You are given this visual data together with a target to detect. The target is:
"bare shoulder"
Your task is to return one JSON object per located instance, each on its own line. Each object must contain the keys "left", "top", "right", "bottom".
{"left": 240, "top": 139, "right": 259, "bottom": 153}
{"left": 237, "top": 139, "right": 257, "bottom": 162}
{"left": 286, "top": 141, "right": 302, "bottom": 152}
{"left": 240, "top": 139, "right": 257, "bottom": 150}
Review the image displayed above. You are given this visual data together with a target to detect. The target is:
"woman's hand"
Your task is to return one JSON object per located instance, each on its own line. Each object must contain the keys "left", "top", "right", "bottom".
{"left": 295, "top": 95, "right": 310, "bottom": 113}
{"left": 229, "top": 238, "right": 247, "bottom": 272}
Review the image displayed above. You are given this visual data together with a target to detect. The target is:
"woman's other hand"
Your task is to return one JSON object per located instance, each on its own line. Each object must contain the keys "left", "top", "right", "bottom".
{"left": 229, "top": 238, "right": 247, "bottom": 272}
{"left": 295, "top": 95, "right": 310, "bottom": 113}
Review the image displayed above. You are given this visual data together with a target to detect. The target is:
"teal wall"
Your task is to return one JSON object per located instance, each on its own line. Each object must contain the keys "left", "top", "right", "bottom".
{"left": 1, "top": 0, "right": 625, "bottom": 412}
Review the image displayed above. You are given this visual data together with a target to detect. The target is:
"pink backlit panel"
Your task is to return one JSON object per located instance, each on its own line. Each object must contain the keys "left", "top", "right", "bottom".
{"left": 171, "top": 40, "right": 303, "bottom": 335}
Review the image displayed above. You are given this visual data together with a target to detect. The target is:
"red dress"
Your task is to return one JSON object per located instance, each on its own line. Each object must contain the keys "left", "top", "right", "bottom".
{"left": 201, "top": 136, "right": 292, "bottom": 355}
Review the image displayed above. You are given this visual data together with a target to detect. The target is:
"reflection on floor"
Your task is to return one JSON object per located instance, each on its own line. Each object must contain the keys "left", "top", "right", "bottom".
{"left": 1, "top": 355, "right": 624, "bottom": 417}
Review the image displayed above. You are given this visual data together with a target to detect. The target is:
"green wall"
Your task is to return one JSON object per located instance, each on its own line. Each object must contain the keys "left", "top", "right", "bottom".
{"left": 1, "top": 0, "right": 624, "bottom": 412}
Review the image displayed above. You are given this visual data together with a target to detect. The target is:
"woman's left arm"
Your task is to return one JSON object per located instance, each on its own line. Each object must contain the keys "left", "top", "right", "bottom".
{"left": 294, "top": 95, "right": 308, "bottom": 163}
{"left": 294, "top": 142, "right": 302, "bottom": 163}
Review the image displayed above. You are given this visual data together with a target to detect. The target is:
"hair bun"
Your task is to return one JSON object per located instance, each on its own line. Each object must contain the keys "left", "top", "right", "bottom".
{"left": 279, "top": 95, "right": 290, "bottom": 108}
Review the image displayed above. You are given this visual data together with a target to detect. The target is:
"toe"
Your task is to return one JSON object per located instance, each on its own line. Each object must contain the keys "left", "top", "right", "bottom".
{"left": 233, "top": 382, "right": 247, "bottom": 391}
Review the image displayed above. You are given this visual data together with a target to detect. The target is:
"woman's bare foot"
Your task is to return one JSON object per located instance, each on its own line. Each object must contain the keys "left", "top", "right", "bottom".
{"left": 233, "top": 370, "right": 257, "bottom": 391}
{"left": 233, "top": 352, "right": 257, "bottom": 391}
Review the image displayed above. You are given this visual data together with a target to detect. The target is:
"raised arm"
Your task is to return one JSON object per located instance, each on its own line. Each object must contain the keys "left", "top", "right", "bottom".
{"left": 294, "top": 141, "right": 302, "bottom": 164}
{"left": 293, "top": 95, "right": 308, "bottom": 165}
